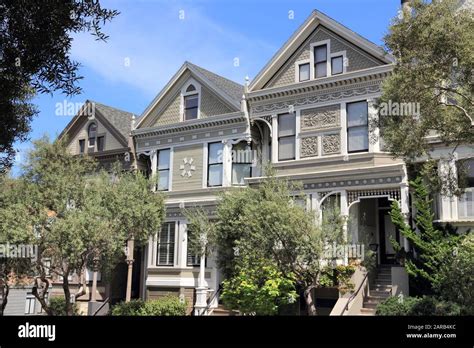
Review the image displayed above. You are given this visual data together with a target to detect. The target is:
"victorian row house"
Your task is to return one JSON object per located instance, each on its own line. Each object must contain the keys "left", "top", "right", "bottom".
{"left": 26, "top": 5, "right": 472, "bottom": 316}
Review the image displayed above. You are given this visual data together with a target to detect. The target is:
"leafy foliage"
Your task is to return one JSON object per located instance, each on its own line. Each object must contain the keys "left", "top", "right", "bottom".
{"left": 221, "top": 257, "right": 298, "bottom": 315}
{"left": 0, "top": 0, "right": 119, "bottom": 171}
{"left": 319, "top": 265, "right": 355, "bottom": 294}
{"left": 48, "top": 297, "right": 79, "bottom": 316}
{"left": 389, "top": 177, "right": 464, "bottom": 293}
{"left": 378, "top": 0, "right": 474, "bottom": 165}
{"left": 434, "top": 234, "right": 474, "bottom": 315}
{"left": 376, "top": 296, "right": 461, "bottom": 316}
{"left": 0, "top": 137, "right": 164, "bottom": 315}
{"left": 111, "top": 296, "right": 187, "bottom": 316}
{"left": 207, "top": 168, "right": 344, "bottom": 315}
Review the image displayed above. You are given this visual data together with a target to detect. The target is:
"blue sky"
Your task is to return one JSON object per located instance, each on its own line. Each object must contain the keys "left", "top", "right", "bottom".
{"left": 12, "top": 0, "right": 401, "bottom": 171}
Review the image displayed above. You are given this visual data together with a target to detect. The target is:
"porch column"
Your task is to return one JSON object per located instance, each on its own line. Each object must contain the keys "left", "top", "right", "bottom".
{"left": 222, "top": 140, "right": 232, "bottom": 187}
{"left": 311, "top": 192, "right": 322, "bottom": 225}
{"left": 400, "top": 165, "right": 410, "bottom": 251}
{"left": 368, "top": 98, "right": 380, "bottom": 153}
{"left": 340, "top": 190, "right": 349, "bottom": 265}
{"left": 271, "top": 114, "right": 278, "bottom": 163}
{"left": 194, "top": 253, "right": 208, "bottom": 315}
{"left": 150, "top": 150, "right": 158, "bottom": 192}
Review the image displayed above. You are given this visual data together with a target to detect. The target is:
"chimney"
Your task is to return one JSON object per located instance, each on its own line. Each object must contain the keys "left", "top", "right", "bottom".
{"left": 401, "top": 0, "right": 412, "bottom": 17}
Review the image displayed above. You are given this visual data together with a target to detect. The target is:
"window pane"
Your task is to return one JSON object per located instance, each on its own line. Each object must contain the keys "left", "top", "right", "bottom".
{"left": 331, "top": 56, "right": 343, "bottom": 75}
{"left": 348, "top": 127, "right": 369, "bottom": 152}
{"left": 208, "top": 142, "right": 223, "bottom": 164}
{"left": 158, "top": 149, "right": 170, "bottom": 170}
{"left": 208, "top": 164, "right": 223, "bottom": 186}
{"left": 278, "top": 136, "right": 295, "bottom": 160}
{"left": 88, "top": 137, "right": 95, "bottom": 147}
{"left": 186, "top": 84, "right": 196, "bottom": 92}
{"left": 157, "top": 223, "right": 175, "bottom": 266}
{"left": 97, "top": 136, "right": 105, "bottom": 151}
{"left": 232, "top": 142, "right": 252, "bottom": 165}
{"left": 88, "top": 123, "right": 97, "bottom": 138}
{"left": 185, "top": 95, "right": 198, "bottom": 108}
{"left": 185, "top": 107, "right": 198, "bottom": 120}
{"left": 347, "top": 101, "right": 368, "bottom": 127}
{"left": 299, "top": 63, "right": 310, "bottom": 81}
{"left": 157, "top": 170, "right": 169, "bottom": 191}
{"left": 278, "top": 114, "right": 295, "bottom": 137}
{"left": 232, "top": 163, "right": 251, "bottom": 185}
{"left": 315, "top": 62, "right": 327, "bottom": 78}
{"left": 315, "top": 45, "right": 327, "bottom": 63}
{"left": 79, "top": 139, "right": 85, "bottom": 153}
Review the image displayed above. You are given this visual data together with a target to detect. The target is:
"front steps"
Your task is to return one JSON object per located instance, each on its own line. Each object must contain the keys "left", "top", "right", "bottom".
{"left": 209, "top": 304, "right": 239, "bottom": 316}
{"left": 359, "top": 265, "right": 393, "bottom": 316}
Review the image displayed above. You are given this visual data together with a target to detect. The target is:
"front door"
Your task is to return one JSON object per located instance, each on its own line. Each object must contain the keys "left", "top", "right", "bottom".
{"left": 378, "top": 208, "right": 399, "bottom": 264}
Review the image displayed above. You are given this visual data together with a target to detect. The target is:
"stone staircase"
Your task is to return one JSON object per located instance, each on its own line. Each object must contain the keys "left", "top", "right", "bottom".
{"left": 359, "top": 265, "right": 393, "bottom": 316}
{"left": 209, "top": 304, "right": 238, "bottom": 316}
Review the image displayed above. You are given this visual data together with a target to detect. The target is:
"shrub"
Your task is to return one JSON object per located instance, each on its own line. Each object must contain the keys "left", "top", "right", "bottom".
{"left": 375, "top": 296, "right": 421, "bottom": 316}
{"left": 137, "top": 296, "right": 187, "bottom": 316}
{"left": 111, "top": 296, "right": 186, "bottom": 316}
{"left": 49, "top": 297, "right": 79, "bottom": 316}
{"left": 319, "top": 265, "right": 355, "bottom": 293}
{"left": 110, "top": 299, "right": 144, "bottom": 316}
{"left": 434, "top": 234, "right": 474, "bottom": 315}
{"left": 376, "top": 296, "right": 461, "bottom": 316}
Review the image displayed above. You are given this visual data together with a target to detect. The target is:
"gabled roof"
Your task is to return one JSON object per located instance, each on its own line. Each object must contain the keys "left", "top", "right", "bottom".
{"left": 93, "top": 102, "right": 135, "bottom": 140}
{"left": 136, "top": 61, "right": 244, "bottom": 129}
{"left": 58, "top": 100, "right": 135, "bottom": 147}
{"left": 249, "top": 10, "right": 395, "bottom": 92}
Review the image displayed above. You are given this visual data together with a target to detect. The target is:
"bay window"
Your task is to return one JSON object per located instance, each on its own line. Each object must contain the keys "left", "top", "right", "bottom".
{"left": 278, "top": 113, "right": 296, "bottom": 161}
{"left": 347, "top": 101, "right": 369, "bottom": 153}
{"left": 232, "top": 141, "right": 252, "bottom": 185}
{"left": 208, "top": 142, "right": 223, "bottom": 187}
{"left": 157, "top": 149, "right": 170, "bottom": 191}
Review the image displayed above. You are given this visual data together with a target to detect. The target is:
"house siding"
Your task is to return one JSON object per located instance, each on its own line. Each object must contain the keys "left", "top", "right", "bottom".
{"left": 66, "top": 117, "right": 124, "bottom": 154}
{"left": 172, "top": 144, "right": 204, "bottom": 191}
{"left": 266, "top": 26, "right": 383, "bottom": 88}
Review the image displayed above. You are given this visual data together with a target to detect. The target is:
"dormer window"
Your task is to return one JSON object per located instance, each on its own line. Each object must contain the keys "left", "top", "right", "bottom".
{"left": 88, "top": 123, "right": 97, "bottom": 147}
{"left": 314, "top": 44, "right": 328, "bottom": 78}
{"left": 331, "top": 56, "right": 344, "bottom": 75}
{"left": 182, "top": 82, "right": 200, "bottom": 121}
{"left": 184, "top": 94, "right": 198, "bottom": 120}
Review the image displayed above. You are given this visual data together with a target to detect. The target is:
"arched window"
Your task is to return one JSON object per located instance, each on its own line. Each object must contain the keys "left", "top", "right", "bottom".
{"left": 88, "top": 123, "right": 97, "bottom": 147}
{"left": 186, "top": 84, "right": 196, "bottom": 92}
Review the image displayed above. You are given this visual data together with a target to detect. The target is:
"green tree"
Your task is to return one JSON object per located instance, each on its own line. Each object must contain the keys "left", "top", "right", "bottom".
{"left": 434, "top": 234, "right": 474, "bottom": 314}
{"left": 221, "top": 256, "right": 298, "bottom": 315}
{"left": 389, "top": 177, "right": 465, "bottom": 293}
{"left": 10, "top": 137, "right": 164, "bottom": 315}
{"left": 0, "top": 176, "right": 35, "bottom": 315}
{"left": 205, "top": 169, "right": 344, "bottom": 316}
{"left": 0, "top": 0, "right": 119, "bottom": 172}
{"left": 378, "top": 0, "right": 473, "bottom": 184}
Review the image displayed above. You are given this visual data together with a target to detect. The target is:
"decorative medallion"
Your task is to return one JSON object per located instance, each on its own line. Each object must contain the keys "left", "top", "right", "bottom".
{"left": 180, "top": 157, "right": 196, "bottom": 177}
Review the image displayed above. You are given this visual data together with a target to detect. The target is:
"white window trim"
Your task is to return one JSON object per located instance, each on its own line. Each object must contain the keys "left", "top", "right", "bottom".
{"left": 330, "top": 50, "right": 347, "bottom": 75}
{"left": 310, "top": 39, "right": 331, "bottom": 80}
{"left": 153, "top": 220, "right": 179, "bottom": 267}
{"left": 180, "top": 78, "right": 201, "bottom": 122}
{"left": 156, "top": 148, "right": 172, "bottom": 192}
{"left": 294, "top": 59, "right": 311, "bottom": 83}
{"left": 203, "top": 141, "right": 226, "bottom": 188}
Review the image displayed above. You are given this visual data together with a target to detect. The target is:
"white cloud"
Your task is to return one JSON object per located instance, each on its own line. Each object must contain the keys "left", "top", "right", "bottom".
{"left": 70, "top": 1, "right": 277, "bottom": 98}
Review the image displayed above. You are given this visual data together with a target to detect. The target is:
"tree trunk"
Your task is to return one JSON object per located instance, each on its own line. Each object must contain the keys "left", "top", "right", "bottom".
{"left": 304, "top": 286, "right": 317, "bottom": 316}
{"left": 0, "top": 280, "right": 9, "bottom": 316}
{"left": 32, "top": 276, "right": 53, "bottom": 316}
{"left": 62, "top": 274, "right": 73, "bottom": 316}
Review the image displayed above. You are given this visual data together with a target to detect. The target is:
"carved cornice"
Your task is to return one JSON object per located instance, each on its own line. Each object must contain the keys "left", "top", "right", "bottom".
{"left": 249, "top": 81, "right": 382, "bottom": 116}
{"left": 133, "top": 112, "right": 246, "bottom": 139}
